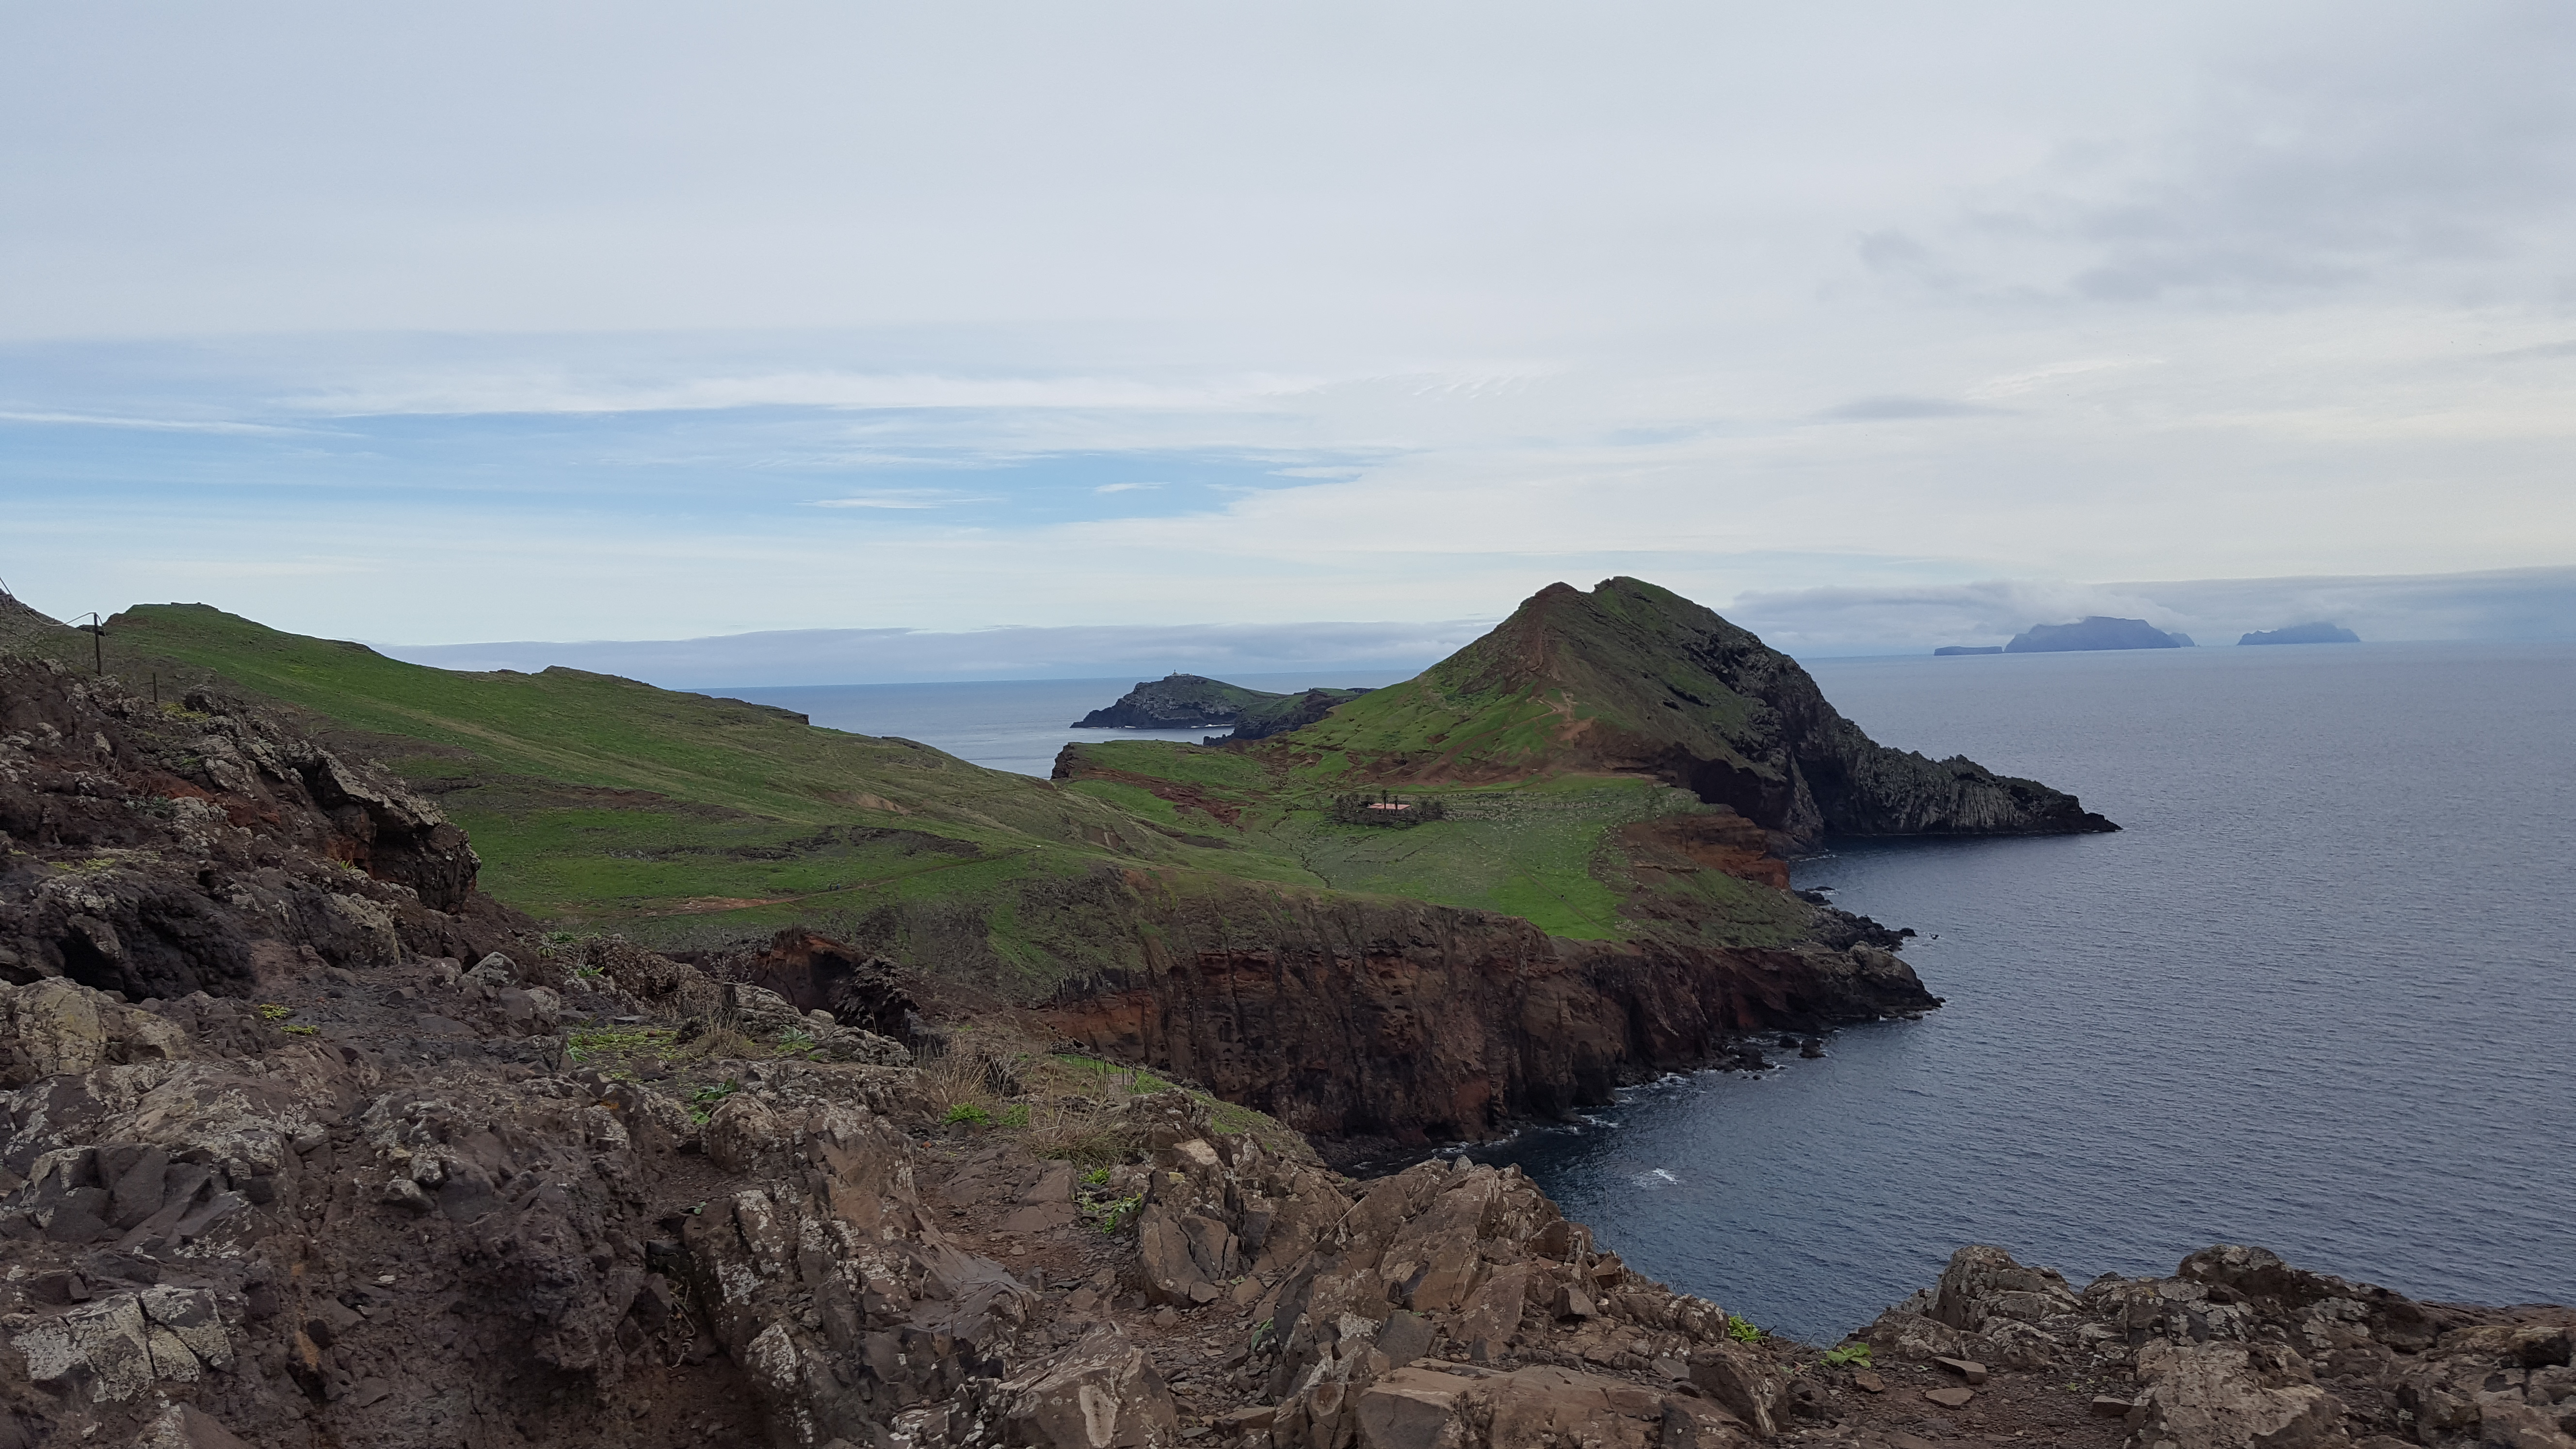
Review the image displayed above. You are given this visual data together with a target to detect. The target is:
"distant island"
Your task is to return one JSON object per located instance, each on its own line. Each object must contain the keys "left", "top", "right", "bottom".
{"left": 2006, "top": 615, "right": 2192, "bottom": 652}
{"left": 2240, "top": 621, "right": 2361, "bottom": 645}
{"left": 1073, "top": 672, "right": 1374, "bottom": 740}
{"left": 1932, "top": 644, "right": 2003, "bottom": 656}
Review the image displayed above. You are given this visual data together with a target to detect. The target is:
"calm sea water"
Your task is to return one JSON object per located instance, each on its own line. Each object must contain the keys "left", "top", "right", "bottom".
{"left": 1465, "top": 642, "right": 2576, "bottom": 1340}
{"left": 723, "top": 644, "right": 2576, "bottom": 1341}
{"left": 709, "top": 671, "right": 1416, "bottom": 777}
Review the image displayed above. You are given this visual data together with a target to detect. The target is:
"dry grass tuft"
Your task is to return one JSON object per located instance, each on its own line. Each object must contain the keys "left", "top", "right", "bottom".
{"left": 675, "top": 1026, "right": 759, "bottom": 1063}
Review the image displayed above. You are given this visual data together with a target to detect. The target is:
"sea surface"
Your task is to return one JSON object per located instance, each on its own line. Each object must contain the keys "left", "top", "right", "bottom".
{"left": 713, "top": 671, "right": 1417, "bottom": 777}
{"left": 1466, "top": 641, "right": 2576, "bottom": 1341}
{"left": 718, "top": 643, "right": 2576, "bottom": 1342}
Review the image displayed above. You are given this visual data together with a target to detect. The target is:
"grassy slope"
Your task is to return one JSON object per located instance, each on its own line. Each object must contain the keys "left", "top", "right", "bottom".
{"left": 74, "top": 597, "right": 1809, "bottom": 978}
{"left": 94, "top": 605, "right": 1332, "bottom": 982}
{"left": 1059, "top": 738, "right": 1808, "bottom": 949}
{"left": 1277, "top": 578, "right": 1782, "bottom": 790}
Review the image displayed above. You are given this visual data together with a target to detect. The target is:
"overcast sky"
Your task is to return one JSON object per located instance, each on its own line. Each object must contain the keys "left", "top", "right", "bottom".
{"left": 3, "top": 2, "right": 2572, "bottom": 658}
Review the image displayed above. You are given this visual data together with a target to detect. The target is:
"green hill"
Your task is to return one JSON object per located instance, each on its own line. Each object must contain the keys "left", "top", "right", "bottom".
{"left": 71, "top": 604, "right": 1327, "bottom": 987}
{"left": 22, "top": 580, "right": 2108, "bottom": 996}
{"left": 1248, "top": 578, "right": 2116, "bottom": 846}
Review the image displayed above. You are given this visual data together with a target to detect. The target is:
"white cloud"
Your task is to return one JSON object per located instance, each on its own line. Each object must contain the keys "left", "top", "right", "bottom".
{"left": 2, "top": 3, "right": 2572, "bottom": 644}
{"left": 808, "top": 489, "right": 992, "bottom": 510}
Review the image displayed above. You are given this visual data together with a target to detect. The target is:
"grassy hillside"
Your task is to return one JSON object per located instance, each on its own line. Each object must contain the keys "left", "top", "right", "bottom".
{"left": 1056, "top": 739, "right": 1809, "bottom": 949}
{"left": 82, "top": 605, "right": 1329, "bottom": 979}
{"left": 37, "top": 592, "right": 1835, "bottom": 987}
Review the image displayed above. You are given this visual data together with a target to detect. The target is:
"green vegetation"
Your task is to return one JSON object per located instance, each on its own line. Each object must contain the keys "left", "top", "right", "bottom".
{"left": 941, "top": 1102, "right": 994, "bottom": 1128}
{"left": 1822, "top": 1343, "right": 1873, "bottom": 1368}
{"left": 1726, "top": 1315, "right": 1764, "bottom": 1344}
{"left": 64, "top": 586, "right": 1833, "bottom": 997}
{"left": 85, "top": 603, "right": 1285, "bottom": 986}
{"left": 566, "top": 1024, "right": 678, "bottom": 1066}
{"left": 1083, "top": 1189, "right": 1145, "bottom": 1234}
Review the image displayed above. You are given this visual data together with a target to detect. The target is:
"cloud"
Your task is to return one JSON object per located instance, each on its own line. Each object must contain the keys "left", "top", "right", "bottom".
{"left": 1814, "top": 397, "right": 2000, "bottom": 421}
{"left": 807, "top": 489, "right": 992, "bottom": 510}
{"left": 0, "top": 410, "right": 318, "bottom": 436}
{"left": 381, "top": 618, "right": 1498, "bottom": 688}
{"left": 1729, "top": 566, "right": 2576, "bottom": 654}
{"left": 1094, "top": 482, "right": 1162, "bottom": 494}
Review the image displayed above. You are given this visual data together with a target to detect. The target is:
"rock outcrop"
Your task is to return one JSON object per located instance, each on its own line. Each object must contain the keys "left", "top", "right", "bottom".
{"left": 1849, "top": 1242, "right": 2576, "bottom": 1449}
{"left": 1, "top": 656, "right": 508, "bottom": 997}
{"left": 1038, "top": 892, "right": 1934, "bottom": 1152}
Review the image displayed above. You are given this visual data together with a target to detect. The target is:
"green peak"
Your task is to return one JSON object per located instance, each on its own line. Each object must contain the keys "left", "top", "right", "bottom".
{"left": 1280, "top": 576, "right": 2115, "bottom": 848}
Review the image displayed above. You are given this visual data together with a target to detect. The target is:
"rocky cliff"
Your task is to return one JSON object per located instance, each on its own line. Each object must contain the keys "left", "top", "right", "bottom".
{"left": 1027, "top": 890, "right": 1934, "bottom": 1154}
{"left": 5, "top": 950, "right": 2562, "bottom": 1449}
{"left": 1280, "top": 580, "right": 2116, "bottom": 850}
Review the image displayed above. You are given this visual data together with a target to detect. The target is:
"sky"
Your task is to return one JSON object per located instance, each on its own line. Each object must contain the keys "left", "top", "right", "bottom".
{"left": 4, "top": 2, "right": 2573, "bottom": 667}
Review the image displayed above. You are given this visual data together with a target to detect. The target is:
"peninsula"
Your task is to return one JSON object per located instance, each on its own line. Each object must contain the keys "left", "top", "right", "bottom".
{"left": 1, "top": 622, "right": 2560, "bottom": 1449}
{"left": 1073, "top": 673, "right": 1373, "bottom": 738}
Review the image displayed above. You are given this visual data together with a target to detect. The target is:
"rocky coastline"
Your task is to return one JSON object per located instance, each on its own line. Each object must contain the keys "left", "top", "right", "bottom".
{"left": 5, "top": 648, "right": 2567, "bottom": 1449}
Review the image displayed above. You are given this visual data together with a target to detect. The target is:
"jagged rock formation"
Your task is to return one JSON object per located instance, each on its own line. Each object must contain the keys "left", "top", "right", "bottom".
{"left": 1078, "top": 676, "right": 1372, "bottom": 734}
{"left": 1037, "top": 893, "right": 1934, "bottom": 1153}
{"left": 1281, "top": 579, "right": 2115, "bottom": 849}
{"left": 0, "top": 656, "right": 507, "bottom": 995}
{"left": 1851, "top": 1242, "right": 2574, "bottom": 1449}
{"left": 13, "top": 944, "right": 2560, "bottom": 1449}
{"left": 2005, "top": 617, "right": 2190, "bottom": 652}
{"left": 2241, "top": 623, "right": 2362, "bottom": 646}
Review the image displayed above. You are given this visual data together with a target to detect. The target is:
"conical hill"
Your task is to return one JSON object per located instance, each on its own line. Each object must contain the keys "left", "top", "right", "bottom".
{"left": 1278, "top": 577, "right": 2115, "bottom": 847}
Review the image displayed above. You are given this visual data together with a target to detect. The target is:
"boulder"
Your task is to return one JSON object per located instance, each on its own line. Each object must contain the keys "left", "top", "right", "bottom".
{"left": 989, "top": 1326, "right": 1179, "bottom": 1449}
{"left": 2130, "top": 1339, "right": 2346, "bottom": 1449}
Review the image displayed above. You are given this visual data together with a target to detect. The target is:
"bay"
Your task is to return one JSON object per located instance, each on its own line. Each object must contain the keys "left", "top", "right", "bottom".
{"left": 720, "top": 642, "right": 2576, "bottom": 1342}
{"left": 1468, "top": 641, "right": 2576, "bottom": 1340}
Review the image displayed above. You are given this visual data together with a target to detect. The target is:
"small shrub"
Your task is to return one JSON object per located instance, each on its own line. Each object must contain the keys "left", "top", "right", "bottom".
{"left": 1726, "top": 1315, "right": 1763, "bottom": 1344}
{"left": 1085, "top": 1191, "right": 1143, "bottom": 1234}
{"left": 567, "top": 1025, "right": 676, "bottom": 1065}
{"left": 256, "top": 1003, "right": 293, "bottom": 1022}
{"left": 280, "top": 1024, "right": 320, "bottom": 1036}
{"left": 943, "top": 1103, "right": 993, "bottom": 1128}
{"left": 686, "top": 1079, "right": 740, "bottom": 1124}
{"left": 1822, "top": 1343, "right": 1872, "bottom": 1368}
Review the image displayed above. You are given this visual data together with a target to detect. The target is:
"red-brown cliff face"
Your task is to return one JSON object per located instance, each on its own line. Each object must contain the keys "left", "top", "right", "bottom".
{"left": 1032, "top": 890, "right": 1933, "bottom": 1152}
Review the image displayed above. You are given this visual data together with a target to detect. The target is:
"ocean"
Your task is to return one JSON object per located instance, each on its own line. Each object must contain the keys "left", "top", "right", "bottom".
{"left": 715, "top": 642, "right": 2576, "bottom": 1341}
{"left": 714, "top": 671, "right": 1418, "bottom": 777}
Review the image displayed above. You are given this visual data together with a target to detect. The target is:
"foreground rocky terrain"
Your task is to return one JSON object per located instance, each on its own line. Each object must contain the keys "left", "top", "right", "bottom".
{"left": 5, "top": 648, "right": 2567, "bottom": 1449}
